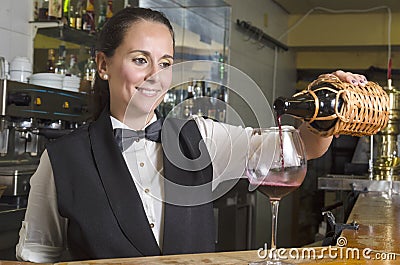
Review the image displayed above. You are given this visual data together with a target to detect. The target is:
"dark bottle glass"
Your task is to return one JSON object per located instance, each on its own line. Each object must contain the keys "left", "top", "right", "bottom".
{"left": 183, "top": 81, "right": 195, "bottom": 118}
{"left": 46, "top": 48, "right": 56, "bottom": 73}
{"left": 273, "top": 83, "right": 343, "bottom": 132}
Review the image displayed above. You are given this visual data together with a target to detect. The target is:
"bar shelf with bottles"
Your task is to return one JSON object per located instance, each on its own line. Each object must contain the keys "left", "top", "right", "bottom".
{"left": 32, "top": 0, "right": 119, "bottom": 47}
{"left": 159, "top": 80, "right": 227, "bottom": 122}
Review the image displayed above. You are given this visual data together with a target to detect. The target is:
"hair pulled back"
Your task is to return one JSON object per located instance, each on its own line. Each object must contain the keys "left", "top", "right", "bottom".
{"left": 92, "top": 7, "right": 175, "bottom": 120}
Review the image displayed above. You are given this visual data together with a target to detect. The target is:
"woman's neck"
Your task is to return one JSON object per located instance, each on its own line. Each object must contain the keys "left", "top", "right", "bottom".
{"left": 112, "top": 109, "right": 155, "bottom": 130}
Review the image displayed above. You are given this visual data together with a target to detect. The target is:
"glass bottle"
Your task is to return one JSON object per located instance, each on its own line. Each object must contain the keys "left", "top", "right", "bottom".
{"left": 106, "top": 0, "right": 113, "bottom": 21}
{"left": 183, "top": 81, "right": 195, "bottom": 118}
{"left": 81, "top": 47, "right": 96, "bottom": 93}
{"left": 67, "top": 54, "right": 81, "bottom": 77}
{"left": 85, "top": 0, "right": 96, "bottom": 33}
{"left": 97, "top": 2, "right": 106, "bottom": 32}
{"left": 54, "top": 45, "right": 67, "bottom": 75}
{"left": 273, "top": 87, "right": 342, "bottom": 133}
{"left": 205, "top": 86, "right": 216, "bottom": 120}
{"left": 273, "top": 75, "right": 389, "bottom": 136}
{"left": 75, "top": 1, "right": 83, "bottom": 30}
{"left": 216, "top": 86, "right": 226, "bottom": 121}
{"left": 69, "top": 5, "right": 76, "bottom": 28}
{"left": 46, "top": 48, "right": 56, "bottom": 73}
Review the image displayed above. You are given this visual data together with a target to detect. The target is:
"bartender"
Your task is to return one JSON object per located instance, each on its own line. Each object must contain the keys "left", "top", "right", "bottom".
{"left": 16, "top": 6, "right": 368, "bottom": 263}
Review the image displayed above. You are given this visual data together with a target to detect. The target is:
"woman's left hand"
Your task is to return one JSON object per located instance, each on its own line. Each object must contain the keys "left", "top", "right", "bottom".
{"left": 331, "top": 70, "right": 368, "bottom": 87}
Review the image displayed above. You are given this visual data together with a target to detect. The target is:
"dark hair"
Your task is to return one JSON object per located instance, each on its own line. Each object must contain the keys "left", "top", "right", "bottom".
{"left": 92, "top": 7, "right": 175, "bottom": 120}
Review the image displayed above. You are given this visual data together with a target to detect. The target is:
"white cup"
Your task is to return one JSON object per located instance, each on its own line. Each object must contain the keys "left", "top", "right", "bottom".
{"left": 10, "top": 70, "right": 31, "bottom": 83}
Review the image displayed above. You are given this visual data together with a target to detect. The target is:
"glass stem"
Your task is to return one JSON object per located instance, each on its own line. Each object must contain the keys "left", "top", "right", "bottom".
{"left": 270, "top": 199, "right": 280, "bottom": 261}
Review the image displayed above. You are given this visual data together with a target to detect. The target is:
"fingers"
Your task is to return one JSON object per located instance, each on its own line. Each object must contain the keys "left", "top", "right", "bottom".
{"left": 332, "top": 70, "right": 368, "bottom": 87}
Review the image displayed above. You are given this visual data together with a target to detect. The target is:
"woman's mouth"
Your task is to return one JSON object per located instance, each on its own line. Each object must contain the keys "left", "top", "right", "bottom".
{"left": 136, "top": 87, "right": 161, "bottom": 97}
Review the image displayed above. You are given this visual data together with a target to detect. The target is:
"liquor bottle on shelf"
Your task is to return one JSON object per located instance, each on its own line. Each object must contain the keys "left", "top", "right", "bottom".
{"left": 39, "top": 0, "right": 49, "bottom": 21}
{"left": 216, "top": 85, "right": 226, "bottom": 121}
{"left": 75, "top": 1, "right": 83, "bottom": 30}
{"left": 85, "top": 0, "right": 96, "bottom": 33}
{"left": 67, "top": 54, "right": 81, "bottom": 77}
{"left": 54, "top": 45, "right": 67, "bottom": 75}
{"left": 81, "top": 47, "right": 97, "bottom": 93}
{"left": 69, "top": 5, "right": 76, "bottom": 28}
{"left": 205, "top": 86, "right": 216, "bottom": 120}
{"left": 34, "top": 1, "right": 39, "bottom": 21}
{"left": 183, "top": 81, "right": 195, "bottom": 118}
{"left": 106, "top": 0, "right": 113, "bottom": 21}
{"left": 46, "top": 48, "right": 56, "bottom": 73}
{"left": 97, "top": 2, "right": 107, "bottom": 32}
{"left": 273, "top": 74, "right": 390, "bottom": 137}
{"left": 81, "top": 9, "right": 88, "bottom": 31}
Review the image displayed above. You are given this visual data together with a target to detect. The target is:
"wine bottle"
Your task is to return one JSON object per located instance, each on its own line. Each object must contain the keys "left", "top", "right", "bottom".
{"left": 273, "top": 74, "right": 390, "bottom": 137}
{"left": 273, "top": 83, "right": 342, "bottom": 133}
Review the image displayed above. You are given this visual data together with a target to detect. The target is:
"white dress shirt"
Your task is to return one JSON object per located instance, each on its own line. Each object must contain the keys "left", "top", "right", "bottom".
{"left": 16, "top": 115, "right": 253, "bottom": 263}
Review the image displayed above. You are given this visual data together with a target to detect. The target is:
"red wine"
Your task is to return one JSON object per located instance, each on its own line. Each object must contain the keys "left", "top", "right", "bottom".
{"left": 248, "top": 166, "right": 306, "bottom": 200}
{"left": 256, "top": 182, "right": 299, "bottom": 201}
{"left": 276, "top": 115, "right": 284, "bottom": 170}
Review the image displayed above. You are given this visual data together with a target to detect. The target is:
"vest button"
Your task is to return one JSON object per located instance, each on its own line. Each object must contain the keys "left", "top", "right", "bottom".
{"left": 144, "top": 188, "right": 150, "bottom": 193}
{"left": 139, "top": 162, "right": 144, "bottom": 167}
{"left": 150, "top": 223, "right": 155, "bottom": 228}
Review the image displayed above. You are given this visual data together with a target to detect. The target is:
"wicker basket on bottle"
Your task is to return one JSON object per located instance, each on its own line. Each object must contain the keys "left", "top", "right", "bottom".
{"left": 305, "top": 74, "right": 389, "bottom": 137}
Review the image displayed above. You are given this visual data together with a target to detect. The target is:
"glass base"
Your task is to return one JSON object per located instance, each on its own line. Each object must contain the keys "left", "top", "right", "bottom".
{"left": 249, "top": 260, "right": 293, "bottom": 265}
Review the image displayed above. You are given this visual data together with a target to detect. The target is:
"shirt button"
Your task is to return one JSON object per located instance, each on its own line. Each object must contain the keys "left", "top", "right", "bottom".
{"left": 144, "top": 188, "right": 150, "bottom": 193}
{"left": 135, "top": 139, "right": 140, "bottom": 142}
{"left": 139, "top": 162, "right": 144, "bottom": 167}
{"left": 150, "top": 223, "right": 155, "bottom": 228}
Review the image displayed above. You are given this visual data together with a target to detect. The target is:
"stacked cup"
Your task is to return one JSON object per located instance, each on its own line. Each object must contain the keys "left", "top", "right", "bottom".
{"left": 10, "top": 57, "right": 32, "bottom": 83}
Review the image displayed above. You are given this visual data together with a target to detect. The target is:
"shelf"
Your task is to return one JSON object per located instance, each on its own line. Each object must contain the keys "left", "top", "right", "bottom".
{"left": 38, "top": 26, "right": 97, "bottom": 48}
{"left": 30, "top": 21, "right": 97, "bottom": 48}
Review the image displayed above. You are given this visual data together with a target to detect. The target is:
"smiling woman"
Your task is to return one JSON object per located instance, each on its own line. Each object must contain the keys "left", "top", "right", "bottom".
{"left": 94, "top": 8, "right": 175, "bottom": 129}
{"left": 15, "top": 6, "right": 369, "bottom": 264}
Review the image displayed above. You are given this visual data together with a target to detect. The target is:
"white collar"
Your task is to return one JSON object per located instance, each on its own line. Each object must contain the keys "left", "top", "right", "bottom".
{"left": 110, "top": 114, "right": 157, "bottom": 130}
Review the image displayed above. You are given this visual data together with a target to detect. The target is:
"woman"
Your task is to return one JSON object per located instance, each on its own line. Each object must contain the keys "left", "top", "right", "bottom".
{"left": 16, "top": 7, "right": 368, "bottom": 263}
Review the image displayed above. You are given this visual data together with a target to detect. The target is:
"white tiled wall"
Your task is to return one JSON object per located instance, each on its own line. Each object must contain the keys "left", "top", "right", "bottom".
{"left": 0, "top": 0, "right": 33, "bottom": 63}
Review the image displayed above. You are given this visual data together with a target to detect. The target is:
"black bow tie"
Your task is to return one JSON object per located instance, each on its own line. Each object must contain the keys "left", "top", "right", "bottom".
{"left": 113, "top": 118, "right": 164, "bottom": 152}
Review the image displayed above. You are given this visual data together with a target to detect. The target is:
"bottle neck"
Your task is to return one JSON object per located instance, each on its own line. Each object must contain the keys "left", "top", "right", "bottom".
{"left": 273, "top": 92, "right": 316, "bottom": 119}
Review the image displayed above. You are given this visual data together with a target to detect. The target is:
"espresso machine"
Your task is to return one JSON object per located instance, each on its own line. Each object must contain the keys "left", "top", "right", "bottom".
{"left": 0, "top": 79, "right": 90, "bottom": 207}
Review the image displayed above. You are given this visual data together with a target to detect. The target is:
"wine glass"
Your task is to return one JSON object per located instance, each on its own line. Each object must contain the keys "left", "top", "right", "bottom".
{"left": 247, "top": 126, "right": 307, "bottom": 265}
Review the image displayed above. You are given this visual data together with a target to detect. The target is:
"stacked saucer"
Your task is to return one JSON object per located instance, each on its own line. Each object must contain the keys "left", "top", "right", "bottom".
{"left": 29, "top": 73, "right": 63, "bottom": 89}
{"left": 62, "top": 75, "right": 80, "bottom": 92}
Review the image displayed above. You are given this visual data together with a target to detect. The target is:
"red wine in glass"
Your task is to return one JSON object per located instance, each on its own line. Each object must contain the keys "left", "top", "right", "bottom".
{"left": 249, "top": 166, "right": 306, "bottom": 200}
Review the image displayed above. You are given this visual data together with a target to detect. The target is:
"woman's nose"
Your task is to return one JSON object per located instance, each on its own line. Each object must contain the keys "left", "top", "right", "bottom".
{"left": 145, "top": 63, "right": 160, "bottom": 82}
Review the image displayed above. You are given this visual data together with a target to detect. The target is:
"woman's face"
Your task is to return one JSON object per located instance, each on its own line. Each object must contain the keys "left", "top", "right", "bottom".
{"left": 105, "top": 20, "right": 174, "bottom": 121}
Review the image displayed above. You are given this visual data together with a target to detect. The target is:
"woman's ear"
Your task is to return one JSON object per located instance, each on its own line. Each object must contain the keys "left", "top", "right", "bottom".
{"left": 96, "top": 52, "right": 108, "bottom": 80}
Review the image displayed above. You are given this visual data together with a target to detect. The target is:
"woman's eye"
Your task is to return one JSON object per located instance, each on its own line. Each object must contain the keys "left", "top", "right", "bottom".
{"left": 133, "top": 57, "right": 147, "bottom": 65}
{"left": 160, "top": 61, "right": 172, "bottom": 69}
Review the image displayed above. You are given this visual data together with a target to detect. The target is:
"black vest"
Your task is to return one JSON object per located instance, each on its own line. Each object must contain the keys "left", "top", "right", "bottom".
{"left": 47, "top": 109, "right": 215, "bottom": 261}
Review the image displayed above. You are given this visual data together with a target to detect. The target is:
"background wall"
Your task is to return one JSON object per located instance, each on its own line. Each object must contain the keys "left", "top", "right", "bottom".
{"left": 0, "top": 0, "right": 33, "bottom": 64}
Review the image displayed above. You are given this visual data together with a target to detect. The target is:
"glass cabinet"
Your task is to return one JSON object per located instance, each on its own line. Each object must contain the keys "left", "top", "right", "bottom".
{"left": 32, "top": 0, "right": 231, "bottom": 120}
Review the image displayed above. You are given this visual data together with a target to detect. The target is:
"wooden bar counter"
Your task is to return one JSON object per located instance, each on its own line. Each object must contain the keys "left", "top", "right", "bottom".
{"left": 2, "top": 192, "right": 400, "bottom": 265}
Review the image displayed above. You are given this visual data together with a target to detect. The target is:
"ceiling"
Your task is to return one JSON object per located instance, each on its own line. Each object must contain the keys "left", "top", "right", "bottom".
{"left": 272, "top": 0, "right": 400, "bottom": 14}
